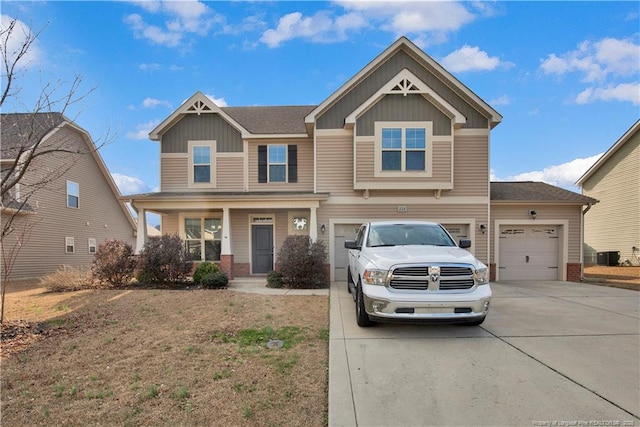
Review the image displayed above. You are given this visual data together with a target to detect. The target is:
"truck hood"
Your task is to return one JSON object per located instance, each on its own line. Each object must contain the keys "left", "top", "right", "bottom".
{"left": 362, "top": 245, "right": 485, "bottom": 270}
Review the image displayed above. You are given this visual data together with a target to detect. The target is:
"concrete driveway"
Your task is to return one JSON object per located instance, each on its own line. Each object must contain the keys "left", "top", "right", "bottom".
{"left": 329, "top": 280, "right": 640, "bottom": 426}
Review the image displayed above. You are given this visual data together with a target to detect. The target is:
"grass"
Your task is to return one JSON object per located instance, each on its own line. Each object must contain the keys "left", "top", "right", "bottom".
{"left": 1, "top": 284, "right": 329, "bottom": 426}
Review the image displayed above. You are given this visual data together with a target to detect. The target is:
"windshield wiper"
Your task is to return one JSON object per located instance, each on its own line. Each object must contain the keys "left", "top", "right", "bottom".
{"left": 369, "top": 244, "right": 396, "bottom": 247}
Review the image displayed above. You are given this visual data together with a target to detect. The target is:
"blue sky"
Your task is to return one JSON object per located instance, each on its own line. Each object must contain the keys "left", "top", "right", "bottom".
{"left": 2, "top": 1, "right": 639, "bottom": 201}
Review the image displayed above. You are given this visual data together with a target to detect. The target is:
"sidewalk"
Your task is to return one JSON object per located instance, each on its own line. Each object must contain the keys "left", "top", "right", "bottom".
{"left": 227, "top": 277, "right": 329, "bottom": 296}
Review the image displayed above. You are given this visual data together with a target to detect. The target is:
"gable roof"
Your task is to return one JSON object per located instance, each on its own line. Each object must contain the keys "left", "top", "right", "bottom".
{"left": 305, "top": 36, "right": 502, "bottom": 129}
{"left": 490, "top": 181, "right": 597, "bottom": 205}
{"left": 0, "top": 112, "right": 136, "bottom": 229}
{"left": 575, "top": 119, "right": 640, "bottom": 186}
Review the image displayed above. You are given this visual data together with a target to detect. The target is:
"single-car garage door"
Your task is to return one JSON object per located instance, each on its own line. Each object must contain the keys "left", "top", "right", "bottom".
{"left": 334, "top": 224, "right": 361, "bottom": 282}
{"left": 499, "top": 225, "right": 559, "bottom": 280}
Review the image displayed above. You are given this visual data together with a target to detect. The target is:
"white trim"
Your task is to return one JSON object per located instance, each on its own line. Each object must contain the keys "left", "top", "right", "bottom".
{"left": 354, "top": 182, "right": 453, "bottom": 190}
{"left": 243, "top": 133, "right": 309, "bottom": 139}
{"left": 493, "top": 220, "right": 568, "bottom": 281}
{"left": 65, "top": 236, "right": 75, "bottom": 254}
{"left": 88, "top": 238, "right": 97, "bottom": 254}
{"left": 187, "top": 140, "right": 217, "bottom": 189}
{"left": 179, "top": 212, "right": 224, "bottom": 262}
{"left": 324, "top": 195, "right": 489, "bottom": 204}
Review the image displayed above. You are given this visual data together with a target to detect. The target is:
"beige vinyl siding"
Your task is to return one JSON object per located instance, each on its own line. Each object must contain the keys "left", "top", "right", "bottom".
{"left": 161, "top": 213, "right": 179, "bottom": 235}
{"left": 160, "top": 156, "right": 188, "bottom": 191}
{"left": 216, "top": 156, "right": 245, "bottom": 191}
{"left": 318, "top": 201, "right": 489, "bottom": 263}
{"left": 161, "top": 114, "right": 243, "bottom": 153}
{"left": 231, "top": 210, "right": 250, "bottom": 264}
{"left": 448, "top": 134, "right": 489, "bottom": 197}
{"left": 490, "top": 204, "right": 583, "bottom": 264}
{"left": 582, "top": 132, "right": 639, "bottom": 263}
{"left": 247, "top": 139, "right": 314, "bottom": 191}
{"left": 4, "top": 126, "right": 135, "bottom": 280}
{"left": 317, "top": 48, "right": 489, "bottom": 130}
{"left": 316, "top": 131, "right": 358, "bottom": 196}
{"left": 355, "top": 138, "right": 451, "bottom": 185}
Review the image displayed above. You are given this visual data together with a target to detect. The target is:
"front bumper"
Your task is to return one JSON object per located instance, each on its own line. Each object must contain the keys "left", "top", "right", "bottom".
{"left": 362, "top": 283, "right": 492, "bottom": 323}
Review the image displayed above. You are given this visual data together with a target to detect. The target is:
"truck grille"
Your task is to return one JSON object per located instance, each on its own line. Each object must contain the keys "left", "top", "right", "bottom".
{"left": 389, "top": 265, "right": 475, "bottom": 291}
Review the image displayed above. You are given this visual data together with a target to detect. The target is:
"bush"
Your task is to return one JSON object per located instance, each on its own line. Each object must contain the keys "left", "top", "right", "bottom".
{"left": 40, "top": 265, "right": 94, "bottom": 292}
{"left": 192, "top": 261, "right": 220, "bottom": 285}
{"left": 277, "top": 235, "right": 328, "bottom": 289}
{"left": 266, "top": 270, "right": 284, "bottom": 288}
{"left": 200, "top": 271, "right": 229, "bottom": 289}
{"left": 91, "top": 239, "right": 137, "bottom": 287}
{"left": 137, "top": 234, "right": 193, "bottom": 285}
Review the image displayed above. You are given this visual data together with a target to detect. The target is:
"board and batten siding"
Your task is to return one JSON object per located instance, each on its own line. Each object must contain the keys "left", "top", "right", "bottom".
{"left": 582, "top": 131, "right": 639, "bottom": 264}
{"left": 317, "top": 48, "right": 489, "bottom": 130}
{"left": 356, "top": 94, "right": 452, "bottom": 136}
{"left": 247, "top": 139, "right": 314, "bottom": 192}
{"left": 489, "top": 204, "right": 583, "bottom": 265}
{"left": 4, "top": 126, "right": 135, "bottom": 280}
{"left": 160, "top": 114, "right": 243, "bottom": 154}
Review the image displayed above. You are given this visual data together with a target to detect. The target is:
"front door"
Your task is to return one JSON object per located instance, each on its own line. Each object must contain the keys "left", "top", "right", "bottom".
{"left": 252, "top": 225, "right": 273, "bottom": 274}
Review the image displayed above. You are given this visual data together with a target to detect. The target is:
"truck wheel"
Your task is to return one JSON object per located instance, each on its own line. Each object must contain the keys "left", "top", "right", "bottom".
{"left": 356, "top": 280, "right": 376, "bottom": 327}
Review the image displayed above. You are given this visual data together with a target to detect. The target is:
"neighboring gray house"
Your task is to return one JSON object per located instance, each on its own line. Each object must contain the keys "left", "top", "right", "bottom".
{"left": 1, "top": 113, "right": 137, "bottom": 280}
{"left": 128, "top": 36, "right": 596, "bottom": 282}
{"left": 577, "top": 119, "right": 640, "bottom": 266}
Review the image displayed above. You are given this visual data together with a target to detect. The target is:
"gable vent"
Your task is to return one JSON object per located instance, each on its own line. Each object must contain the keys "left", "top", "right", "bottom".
{"left": 186, "top": 100, "right": 213, "bottom": 115}
{"left": 390, "top": 78, "right": 421, "bottom": 96}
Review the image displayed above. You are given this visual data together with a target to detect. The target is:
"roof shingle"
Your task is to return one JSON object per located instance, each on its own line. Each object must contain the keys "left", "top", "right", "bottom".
{"left": 491, "top": 181, "right": 597, "bottom": 204}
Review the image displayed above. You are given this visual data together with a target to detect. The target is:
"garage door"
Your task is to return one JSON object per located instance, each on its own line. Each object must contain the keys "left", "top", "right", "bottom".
{"left": 499, "top": 226, "right": 559, "bottom": 280}
{"left": 334, "top": 224, "right": 361, "bottom": 282}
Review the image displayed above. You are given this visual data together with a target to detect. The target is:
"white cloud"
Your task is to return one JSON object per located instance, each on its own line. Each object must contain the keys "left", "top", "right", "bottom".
{"left": 125, "top": 0, "right": 222, "bottom": 47}
{"left": 441, "top": 45, "right": 513, "bottom": 72}
{"left": 495, "top": 153, "right": 604, "bottom": 188}
{"left": 575, "top": 82, "right": 640, "bottom": 105}
{"left": 142, "top": 97, "right": 172, "bottom": 109}
{"left": 0, "top": 15, "right": 41, "bottom": 70}
{"left": 490, "top": 95, "right": 510, "bottom": 106}
{"left": 205, "top": 94, "right": 227, "bottom": 107}
{"left": 112, "top": 173, "right": 152, "bottom": 195}
{"left": 260, "top": 10, "right": 366, "bottom": 48}
{"left": 139, "top": 62, "right": 161, "bottom": 71}
{"left": 126, "top": 119, "right": 161, "bottom": 140}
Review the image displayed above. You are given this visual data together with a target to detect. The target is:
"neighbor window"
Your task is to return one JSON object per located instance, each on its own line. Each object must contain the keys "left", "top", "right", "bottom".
{"left": 88, "top": 238, "right": 97, "bottom": 254}
{"left": 65, "top": 237, "right": 75, "bottom": 254}
{"left": 67, "top": 181, "right": 79, "bottom": 208}
{"left": 184, "top": 217, "right": 222, "bottom": 261}
{"left": 381, "top": 127, "right": 426, "bottom": 171}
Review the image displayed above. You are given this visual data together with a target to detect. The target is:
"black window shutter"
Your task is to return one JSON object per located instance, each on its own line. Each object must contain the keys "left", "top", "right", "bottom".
{"left": 288, "top": 145, "right": 297, "bottom": 183}
{"left": 258, "top": 145, "right": 267, "bottom": 183}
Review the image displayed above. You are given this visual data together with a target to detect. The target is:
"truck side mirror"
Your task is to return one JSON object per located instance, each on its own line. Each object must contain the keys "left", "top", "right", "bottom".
{"left": 344, "top": 240, "right": 360, "bottom": 250}
{"left": 459, "top": 239, "right": 472, "bottom": 249}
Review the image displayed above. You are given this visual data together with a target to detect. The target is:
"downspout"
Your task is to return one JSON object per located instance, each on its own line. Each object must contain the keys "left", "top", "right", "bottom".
{"left": 580, "top": 202, "right": 594, "bottom": 281}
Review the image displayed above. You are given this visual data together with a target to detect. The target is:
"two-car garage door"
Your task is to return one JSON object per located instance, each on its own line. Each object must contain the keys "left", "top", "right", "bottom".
{"left": 498, "top": 225, "right": 559, "bottom": 280}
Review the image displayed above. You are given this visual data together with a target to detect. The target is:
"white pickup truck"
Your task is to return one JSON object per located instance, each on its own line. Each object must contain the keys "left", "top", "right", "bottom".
{"left": 344, "top": 221, "right": 491, "bottom": 327}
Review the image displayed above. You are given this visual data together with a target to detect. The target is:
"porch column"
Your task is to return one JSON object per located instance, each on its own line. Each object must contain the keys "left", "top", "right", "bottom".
{"left": 220, "top": 207, "right": 234, "bottom": 279}
{"left": 309, "top": 206, "right": 318, "bottom": 241}
{"left": 135, "top": 208, "right": 147, "bottom": 254}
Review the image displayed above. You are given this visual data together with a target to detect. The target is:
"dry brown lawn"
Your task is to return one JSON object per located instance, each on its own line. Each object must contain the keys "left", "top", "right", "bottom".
{"left": 583, "top": 265, "right": 640, "bottom": 290}
{"left": 1, "top": 280, "right": 329, "bottom": 426}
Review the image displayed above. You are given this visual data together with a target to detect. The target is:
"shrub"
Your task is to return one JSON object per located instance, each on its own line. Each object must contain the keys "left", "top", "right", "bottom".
{"left": 277, "top": 235, "right": 328, "bottom": 289}
{"left": 266, "top": 270, "right": 284, "bottom": 288}
{"left": 200, "top": 271, "right": 229, "bottom": 289}
{"left": 192, "top": 261, "right": 220, "bottom": 285}
{"left": 137, "top": 234, "right": 193, "bottom": 285}
{"left": 40, "top": 265, "right": 94, "bottom": 292}
{"left": 91, "top": 239, "right": 137, "bottom": 287}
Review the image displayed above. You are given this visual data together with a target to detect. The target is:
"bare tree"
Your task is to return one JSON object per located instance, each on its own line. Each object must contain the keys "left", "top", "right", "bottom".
{"left": 0, "top": 16, "right": 100, "bottom": 322}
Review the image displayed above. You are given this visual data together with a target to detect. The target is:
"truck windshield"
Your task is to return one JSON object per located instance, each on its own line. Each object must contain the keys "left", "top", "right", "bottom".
{"left": 367, "top": 224, "right": 455, "bottom": 247}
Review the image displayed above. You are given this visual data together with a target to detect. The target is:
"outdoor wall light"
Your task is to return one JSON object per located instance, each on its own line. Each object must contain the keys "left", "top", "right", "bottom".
{"left": 528, "top": 210, "right": 537, "bottom": 219}
{"left": 479, "top": 224, "right": 487, "bottom": 234}
{"left": 320, "top": 223, "right": 326, "bottom": 234}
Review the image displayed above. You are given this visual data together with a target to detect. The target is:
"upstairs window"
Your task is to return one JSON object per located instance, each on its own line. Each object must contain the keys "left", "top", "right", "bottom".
{"left": 375, "top": 122, "right": 432, "bottom": 178}
{"left": 67, "top": 181, "right": 79, "bottom": 208}
{"left": 381, "top": 127, "right": 426, "bottom": 171}
{"left": 188, "top": 141, "right": 216, "bottom": 187}
{"left": 258, "top": 145, "right": 297, "bottom": 183}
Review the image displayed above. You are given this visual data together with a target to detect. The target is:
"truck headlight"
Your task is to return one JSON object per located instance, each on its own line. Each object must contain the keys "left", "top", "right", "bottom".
{"left": 363, "top": 269, "right": 387, "bottom": 286}
{"left": 473, "top": 267, "right": 489, "bottom": 285}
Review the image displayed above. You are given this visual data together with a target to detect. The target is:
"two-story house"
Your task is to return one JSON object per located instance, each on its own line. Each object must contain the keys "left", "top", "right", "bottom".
{"left": 129, "top": 37, "right": 595, "bottom": 282}
{"left": 1, "top": 113, "right": 137, "bottom": 280}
